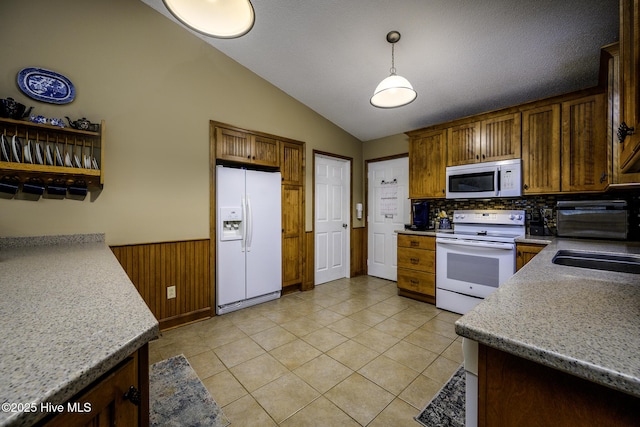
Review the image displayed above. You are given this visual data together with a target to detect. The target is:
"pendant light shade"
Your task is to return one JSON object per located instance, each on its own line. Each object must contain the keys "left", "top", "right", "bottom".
{"left": 371, "top": 31, "right": 417, "bottom": 108}
{"left": 162, "top": 0, "right": 255, "bottom": 39}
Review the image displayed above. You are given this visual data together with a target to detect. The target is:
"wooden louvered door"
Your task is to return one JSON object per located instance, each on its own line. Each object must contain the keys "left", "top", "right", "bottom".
{"left": 481, "top": 113, "right": 521, "bottom": 162}
{"left": 521, "top": 104, "right": 561, "bottom": 194}
{"left": 409, "top": 129, "right": 447, "bottom": 198}
{"left": 561, "top": 94, "right": 608, "bottom": 192}
{"left": 448, "top": 121, "right": 481, "bottom": 165}
{"left": 216, "top": 127, "right": 252, "bottom": 163}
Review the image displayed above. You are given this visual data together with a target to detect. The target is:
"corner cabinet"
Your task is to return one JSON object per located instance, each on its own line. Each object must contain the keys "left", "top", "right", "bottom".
{"left": 0, "top": 118, "right": 104, "bottom": 192}
{"left": 407, "top": 129, "right": 447, "bottom": 198}
{"left": 211, "top": 122, "right": 305, "bottom": 294}
{"left": 396, "top": 234, "right": 436, "bottom": 304}
{"left": 619, "top": 0, "right": 640, "bottom": 173}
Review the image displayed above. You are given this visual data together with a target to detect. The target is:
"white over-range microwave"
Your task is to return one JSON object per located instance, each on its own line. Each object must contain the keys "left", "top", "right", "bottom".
{"left": 445, "top": 159, "right": 522, "bottom": 199}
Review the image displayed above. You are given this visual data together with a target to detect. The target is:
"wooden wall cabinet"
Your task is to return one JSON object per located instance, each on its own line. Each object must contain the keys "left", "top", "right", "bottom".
{"left": 408, "top": 129, "right": 447, "bottom": 198}
{"left": 521, "top": 104, "right": 561, "bottom": 194}
{"left": 516, "top": 243, "right": 546, "bottom": 271}
{"left": 396, "top": 234, "right": 436, "bottom": 304}
{"left": 619, "top": 0, "right": 640, "bottom": 173}
{"left": 41, "top": 346, "right": 148, "bottom": 427}
{"left": 0, "top": 118, "right": 104, "bottom": 192}
{"left": 562, "top": 94, "right": 609, "bottom": 192}
{"left": 211, "top": 121, "right": 305, "bottom": 298}
{"left": 448, "top": 113, "right": 521, "bottom": 166}
{"left": 215, "top": 127, "right": 279, "bottom": 167}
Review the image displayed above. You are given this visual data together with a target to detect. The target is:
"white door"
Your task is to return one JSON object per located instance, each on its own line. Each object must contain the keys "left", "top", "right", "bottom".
{"left": 367, "top": 157, "right": 409, "bottom": 281}
{"left": 315, "top": 155, "right": 350, "bottom": 285}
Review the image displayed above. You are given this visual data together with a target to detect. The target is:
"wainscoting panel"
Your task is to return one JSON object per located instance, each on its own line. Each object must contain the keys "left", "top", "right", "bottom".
{"left": 351, "top": 227, "right": 366, "bottom": 277}
{"left": 111, "top": 240, "right": 211, "bottom": 330}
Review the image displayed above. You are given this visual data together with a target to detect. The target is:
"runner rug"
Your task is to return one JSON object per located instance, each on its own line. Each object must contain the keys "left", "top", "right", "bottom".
{"left": 150, "top": 354, "right": 230, "bottom": 427}
{"left": 414, "top": 365, "right": 465, "bottom": 427}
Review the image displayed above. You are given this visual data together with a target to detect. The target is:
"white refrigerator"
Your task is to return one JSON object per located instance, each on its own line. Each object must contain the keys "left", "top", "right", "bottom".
{"left": 216, "top": 165, "right": 282, "bottom": 315}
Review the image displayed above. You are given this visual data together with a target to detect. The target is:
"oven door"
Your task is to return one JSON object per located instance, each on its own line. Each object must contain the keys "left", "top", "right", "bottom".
{"left": 436, "top": 237, "right": 516, "bottom": 298}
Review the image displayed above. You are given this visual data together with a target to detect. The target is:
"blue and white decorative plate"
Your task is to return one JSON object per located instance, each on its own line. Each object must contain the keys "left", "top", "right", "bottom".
{"left": 17, "top": 67, "right": 75, "bottom": 104}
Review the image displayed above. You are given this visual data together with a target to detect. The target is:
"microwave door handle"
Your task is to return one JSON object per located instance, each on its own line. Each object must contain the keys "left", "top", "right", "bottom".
{"left": 496, "top": 168, "right": 501, "bottom": 194}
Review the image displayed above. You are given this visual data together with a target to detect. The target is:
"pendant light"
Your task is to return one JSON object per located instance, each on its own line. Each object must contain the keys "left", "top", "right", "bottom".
{"left": 370, "top": 31, "right": 417, "bottom": 108}
{"left": 162, "top": 0, "right": 255, "bottom": 39}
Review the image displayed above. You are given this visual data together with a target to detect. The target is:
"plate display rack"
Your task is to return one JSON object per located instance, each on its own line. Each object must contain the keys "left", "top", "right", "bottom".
{"left": 0, "top": 117, "right": 104, "bottom": 194}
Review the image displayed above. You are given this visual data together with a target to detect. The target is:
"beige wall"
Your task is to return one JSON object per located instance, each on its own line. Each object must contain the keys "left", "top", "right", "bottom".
{"left": 0, "top": 0, "right": 365, "bottom": 244}
{"left": 363, "top": 134, "right": 409, "bottom": 161}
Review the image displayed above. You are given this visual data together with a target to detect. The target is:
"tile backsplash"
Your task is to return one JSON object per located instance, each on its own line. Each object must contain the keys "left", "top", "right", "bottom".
{"left": 419, "top": 192, "right": 640, "bottom": 240}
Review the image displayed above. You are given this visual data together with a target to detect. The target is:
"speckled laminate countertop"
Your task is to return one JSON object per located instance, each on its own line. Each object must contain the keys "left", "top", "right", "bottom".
{"left": 0, "top": 234, "right": 159, "bottom": 427}
{"left": 455, "top": 237, "right": 640, "bottom": 398}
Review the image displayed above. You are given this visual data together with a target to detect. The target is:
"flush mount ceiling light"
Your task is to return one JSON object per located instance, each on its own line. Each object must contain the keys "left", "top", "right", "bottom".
{"left": 162, "top": 0, "right": 255, "bottom": 39}
{"left": 370, "top": 31, "right": 417, "bottom": 108}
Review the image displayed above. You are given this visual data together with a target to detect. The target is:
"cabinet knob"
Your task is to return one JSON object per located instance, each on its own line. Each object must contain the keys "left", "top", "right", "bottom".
{"left": 523, "top": 184, "right": 529, "bottom": 190}
{"left": 123, "top": 385, "right": 141, "bottom": 406}
{"left": 618, "top": 122, "right": 635, "bottom": 143}
{"left": 476, "top": 155, "right": 479, "bottom": 159}
{"left": 410, "top": 258, "right": 419, "bottom": 264}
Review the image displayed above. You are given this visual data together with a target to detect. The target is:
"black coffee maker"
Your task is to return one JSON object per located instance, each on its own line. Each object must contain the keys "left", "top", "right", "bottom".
{"left": 406, "top": 200, "right": 430, "bottom": 230}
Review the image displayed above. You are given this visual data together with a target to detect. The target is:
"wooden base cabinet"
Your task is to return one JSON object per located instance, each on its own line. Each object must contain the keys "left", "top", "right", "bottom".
{"left": 515, "top": 243, "right": 546, "bottom": 271}
{"left": 478, "top": 344, "right": 639, "bottom": 427}
{"left": 40, "top": 345, "right": 148, "bottom": 427}
{"left": 397, "top": 234, "right": 435, "bottom": 304}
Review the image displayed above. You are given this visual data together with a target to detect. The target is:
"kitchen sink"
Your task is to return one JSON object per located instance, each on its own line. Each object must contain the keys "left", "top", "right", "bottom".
{"left": 552, "top": 250, "right": 640, "bottom": 274}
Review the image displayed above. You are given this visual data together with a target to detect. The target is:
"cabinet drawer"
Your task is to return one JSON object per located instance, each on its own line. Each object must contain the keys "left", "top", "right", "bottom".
{"left": 397, "top": 247, "right": 435, "bottom": 272}
{"left": 397, "top": 269, "right": 435, "bottom": 296}
{"left": 398, "top": 234, "right": 435, "bottom": 250}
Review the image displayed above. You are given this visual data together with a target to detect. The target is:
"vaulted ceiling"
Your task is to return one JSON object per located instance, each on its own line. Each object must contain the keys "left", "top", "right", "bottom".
{"left": 141, "top": 0, "right": 619, "bottom": 141}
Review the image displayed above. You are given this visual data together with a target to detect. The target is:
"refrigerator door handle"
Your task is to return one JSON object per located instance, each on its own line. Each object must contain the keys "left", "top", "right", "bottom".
{"left": 241, "top": 197, "right": 247, "bottom": 252}
{"left": 246, "top": 195, "right": 253, "bottom": 251}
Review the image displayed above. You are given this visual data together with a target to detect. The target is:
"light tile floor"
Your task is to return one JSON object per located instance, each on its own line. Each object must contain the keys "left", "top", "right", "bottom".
{"left": 149, "top": 276, "right": 463, "bottom": 426}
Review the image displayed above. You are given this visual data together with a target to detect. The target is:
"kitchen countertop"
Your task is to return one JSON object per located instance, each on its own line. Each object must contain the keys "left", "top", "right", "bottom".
{"left": 455, "top": 237, "right": 640, "bottom": 398}
{"left": 0, "top": 234, "right": 159, "bottom": 427}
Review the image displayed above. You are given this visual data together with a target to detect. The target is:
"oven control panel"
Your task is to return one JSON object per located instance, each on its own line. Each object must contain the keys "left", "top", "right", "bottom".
{"left": 453, "top": 210, "right": 525, "bottom": 225}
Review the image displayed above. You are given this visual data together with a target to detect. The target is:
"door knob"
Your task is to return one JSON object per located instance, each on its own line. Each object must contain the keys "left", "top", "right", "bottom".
{"left": 342, "top": 223, "right": 348, "bottom": 229}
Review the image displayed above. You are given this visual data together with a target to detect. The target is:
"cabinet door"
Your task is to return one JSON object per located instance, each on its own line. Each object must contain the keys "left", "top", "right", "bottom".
{"left": 252, "top": 135, "right": 279, "bottom": 167}
{"left": 561, "top": 94, "right": 608, "bottom": 192}
{"left": 282, "top": 185, "right": 303, "bottom": 286}
{"left": 516, "top": 243, "right": 545, "bottom": 271}
{"left": 216, "top": 127, "right": 253, "bottom": 163}
{"left": 620, "top": 0, "right": 640, "bottom": 172}
{"left": 521, "top": 105, "right": 561, "bottom": 193}
{"left": 42, "top": 355, "right": 139, "bottom": 427}
{"left": 448, "top": 121, "right": 481, "bottom": 165}
{"left": 409, "top": 130, "right": 447, "bottom": 198}
{"left": 281, "top": 141, "right": 304, "bottom": 185}
{"left": 481, "top": 113, "right": 521, "bottom": 162}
